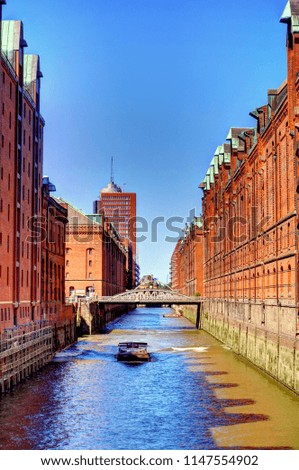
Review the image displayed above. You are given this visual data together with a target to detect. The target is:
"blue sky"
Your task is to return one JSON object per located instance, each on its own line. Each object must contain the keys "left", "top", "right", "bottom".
{"left": 4, "top": 0, "right": 287, "bottom": 282}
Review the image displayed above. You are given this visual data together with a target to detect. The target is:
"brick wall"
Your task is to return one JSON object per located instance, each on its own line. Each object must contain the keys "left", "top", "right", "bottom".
{"left": 59, "top": 201, "right": 127, "bottom": 300}
{"left": 170, "top": 220, "right": 203, "bottom": 297}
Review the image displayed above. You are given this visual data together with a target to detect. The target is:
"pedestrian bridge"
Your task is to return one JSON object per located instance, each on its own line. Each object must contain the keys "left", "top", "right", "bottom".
{"left": 99, "top": 288, "right": 202, "bottom": 306}
{"left": 97, "top": 288, "right": 203, "bottom": 328}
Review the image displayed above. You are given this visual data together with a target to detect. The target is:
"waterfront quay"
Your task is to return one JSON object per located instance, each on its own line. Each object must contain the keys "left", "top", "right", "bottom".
{"left": 0, "top": 307, "right": 298, "bottom": 450}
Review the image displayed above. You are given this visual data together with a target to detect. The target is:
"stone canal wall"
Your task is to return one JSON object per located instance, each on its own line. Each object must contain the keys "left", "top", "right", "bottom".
{"left": 0, "top": 300, "right": 127, "bottom": 397}
{"left": 174, "top": 305, "right": 198, "bottom": 324}
{"left": 79, "top": 300, "right": 130, "bottom": 335}
{"left": 177, "top": 300, "right": 299, "bottom": 394}
{"left": 0, "top": 324, "right": 53, "bottom": 396}
{"left": 0, "top": 318, "right": 77, "bottom": 397}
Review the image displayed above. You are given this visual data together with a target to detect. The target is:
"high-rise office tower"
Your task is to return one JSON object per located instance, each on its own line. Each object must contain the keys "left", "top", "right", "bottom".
{"left": 93, "top": 160, "right": 139, "bottom": 287}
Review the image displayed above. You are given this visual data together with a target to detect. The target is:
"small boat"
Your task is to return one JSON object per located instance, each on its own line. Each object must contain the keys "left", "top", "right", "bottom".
{"left": 117, "top": 342, "right": 150, "bottom": 362}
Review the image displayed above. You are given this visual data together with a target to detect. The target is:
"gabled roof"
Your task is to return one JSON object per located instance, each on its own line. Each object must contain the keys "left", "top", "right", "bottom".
{"left": 280, "top": 1, "right": 299, "bottom": 32}
{"left": 1, "top": 20, "right": 23, "bottom": 66}
{"left": 226, "top": 127, "right": 249, "bottom": 150}
{"left": 24, "top": 54, "right": 42, "bottom": 101}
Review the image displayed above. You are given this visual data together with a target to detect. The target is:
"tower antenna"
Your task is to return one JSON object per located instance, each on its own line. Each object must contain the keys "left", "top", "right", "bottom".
{"left": 111, "top": 156, "right": 114, "bottom": 183}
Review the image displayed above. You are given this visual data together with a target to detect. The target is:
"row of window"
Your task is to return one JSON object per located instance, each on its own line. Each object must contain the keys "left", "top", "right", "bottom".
{"left": 0, "top": 306, "right": 34, "bottom": 322}
{"left": 0, "top": 307, "right": 11, "bottom": 322}
{"left": 66, "top": 248, "right": 94, "bottom": 255}
{"left": 0, "top": 266, "right": 9, "bottom": 286}
{"left": 66, "top": 272, "right": 93, "bottom": 280}
{"left": 20, "top": 306, "right": 31, "bottom": 318}
{"left": 66, "top": 260, "right": 92, "bottom": 267}
{"left": 2, "top": 71, "right": 33, "bottom": 123}
{"left": 2, "top": 71, "right": 14, "bottom": 100}
{"left": 102, "top": 196, "right": 132, "bottom": 201}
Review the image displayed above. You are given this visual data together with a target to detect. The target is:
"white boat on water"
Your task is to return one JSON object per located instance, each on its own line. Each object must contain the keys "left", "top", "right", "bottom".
{"left": 117, "top": 342, "right": 150, "bottom": 362}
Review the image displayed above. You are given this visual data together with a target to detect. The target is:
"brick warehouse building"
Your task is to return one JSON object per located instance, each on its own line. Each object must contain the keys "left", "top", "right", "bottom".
{"left": 0, "top": 18, "right": 44, "bottom": 330}
{"left": 93, "top": 176, "right": 139, "bottom": 288}
{"left": 0, "top": 4, "right": 75, "bottom": 393}
{"left": 170, "top": 217, "right": 203, "bottom": 297}
{"left": 199, "top": 0, "right": 299, "bottom": 393}
{"left": 58, "top": 200, "right": 127, "bottom": 299}
{"left": 42, "top": 179, "right": 75, "bottom": 350}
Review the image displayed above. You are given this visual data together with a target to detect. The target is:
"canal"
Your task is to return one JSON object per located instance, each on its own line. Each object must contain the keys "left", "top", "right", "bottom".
{"left": 0, "top": 307, "right": 299, "bottom": 450}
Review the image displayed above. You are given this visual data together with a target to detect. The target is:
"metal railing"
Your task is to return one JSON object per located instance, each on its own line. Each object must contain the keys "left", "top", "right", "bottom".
{"left": 0, "top": 321, "right": 51, "bottom": 355}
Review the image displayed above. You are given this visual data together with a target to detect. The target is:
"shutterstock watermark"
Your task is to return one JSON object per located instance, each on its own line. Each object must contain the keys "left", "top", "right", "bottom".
{"left": 203, "top": 207, "right": 272, "bottom": 244}
{"left": 26, "top": 206, "right": 272, "bottom": 244}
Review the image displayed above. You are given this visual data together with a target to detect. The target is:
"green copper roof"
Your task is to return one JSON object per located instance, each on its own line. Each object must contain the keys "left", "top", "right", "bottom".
{"left": 280, "top": 1, "right": 299, "bottom": 32}
{"left": 281, "top": 1, "right": 291, "bottom": 22}
{"left": 24, "top": 54, "right": 39, "bottom": 99}
{"left": 213, "top": 146, "right": 222, "bottom": 174}
{"left": 24, "top": 55, "right": 36, "bottom": 84}
{"left": 1, "top": 20, "right": 22, "bottom": 65}
{"left": 224, "top": 148, "right": 231, "bottom": 164}
{"left": 205, "top": 174, "right": 210, "bottom": 191}
{"left": 208, "top": 165, "right": 214, "bottom": 185}
{"left": 218, "top": 145, "right": 224, "bottom": 166}
{"left": 227, "top": 128, "right": 239, "bottom": 149}
{"left": 193, "top": 217, "right": 203, "bottom": 229}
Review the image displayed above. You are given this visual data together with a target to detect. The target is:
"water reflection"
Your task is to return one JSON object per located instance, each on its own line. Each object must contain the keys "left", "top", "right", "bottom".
{"left": 0, "top": 307, "right": 298, "bottom": 450}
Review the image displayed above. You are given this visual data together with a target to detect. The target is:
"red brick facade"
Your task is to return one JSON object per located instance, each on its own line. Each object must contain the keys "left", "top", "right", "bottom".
{"left": 0, "top": 20, "right": 44, "bottom": 330}
{"left": 59, "top": 200, "right": 127, "bottom": 300}
{"left": 41, "top": 180, "right": 74, "bottom": 348}
{"left": 198, "top": 3, "right": 299, "bottom": 385}
{"left": 170, "top": 219, "right": 203, "bottom": 296}
{"left": 169, "top": 1, "right": 299, "bottom": 393}
{"left": 201, "top": 45, "right": 298, "bottom": 308}
{"left": 94, "top": 181, "right": 139, "bottom": 287}
{"left": 0, "top": 11, "right": 74, "bottom": 348}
